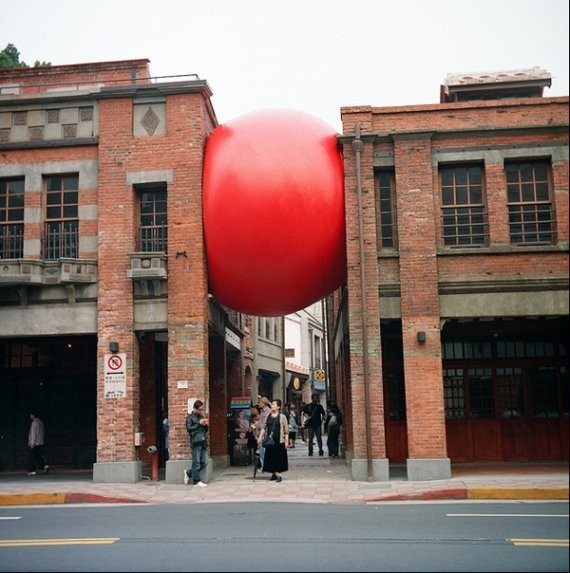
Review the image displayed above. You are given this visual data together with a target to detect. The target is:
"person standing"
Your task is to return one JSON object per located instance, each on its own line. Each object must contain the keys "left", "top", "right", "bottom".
{"left": 27, "top": 409, "right": 48, "bottom": 475}
{"left": 257, "top": 396, "right": 272, "bottom": 470}
{"left": 184, "top": 400, "right": 209, "bottom": 487}
{"left": 286, "top": 402, "right": 300, "bottom": 448}
{"left": 302, "top": 393, "right": 326, "bottom": 456}
{"left": 258, "top": 399, "right": 288, "bottom": 482}
{"left": 324, "top": 402, "right": 342, "bottom": 458}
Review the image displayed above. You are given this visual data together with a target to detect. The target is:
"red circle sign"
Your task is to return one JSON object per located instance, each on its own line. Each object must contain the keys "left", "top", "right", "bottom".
{"left": 107, "top": 355, "right": 123, "bottom": 371}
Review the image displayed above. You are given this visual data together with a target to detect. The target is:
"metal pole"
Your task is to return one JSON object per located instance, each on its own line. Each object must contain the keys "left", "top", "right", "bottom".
{"left": 352, "top": 123, "right": 374, "bottom": 481}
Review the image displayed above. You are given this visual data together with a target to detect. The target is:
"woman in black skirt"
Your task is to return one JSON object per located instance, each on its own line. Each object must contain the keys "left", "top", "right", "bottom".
{"left": 258, "top": 399, "right": 289, "bottom": 482}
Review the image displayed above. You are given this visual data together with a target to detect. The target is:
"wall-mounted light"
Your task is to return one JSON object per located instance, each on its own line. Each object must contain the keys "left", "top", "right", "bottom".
{"left": 417, "top": 332, "right": 426, "bottom": 343}
{"left": 109, "top": 342, "right": 120, "bottom": 353}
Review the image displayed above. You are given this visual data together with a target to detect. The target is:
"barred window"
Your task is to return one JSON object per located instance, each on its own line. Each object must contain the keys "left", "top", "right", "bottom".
{"left": 444, "top": 369, "right": 466, "bottom": 419}
{"left": 506, "top": 161, "right": 556, "bottom": 244}
{"left": 468, "top": 368, "right": 494, "bottom": 419}
{"left": 43, "top": 175, "right": 78, "bottom": 259}
{"left": 0, "top": 178, "right": 24, "bottom": 259}
{"left": 374, "top": 170, "right": 398, "bottom": 249}
{"left": 440, "top": 165, "right": 488, "bottom": 247}
{"left": 137, "top": 185, "right": 167, "bottom": 252}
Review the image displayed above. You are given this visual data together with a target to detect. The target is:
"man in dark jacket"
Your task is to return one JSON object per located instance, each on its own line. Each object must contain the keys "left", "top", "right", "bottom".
{"left": 302, "top": 393, "right": 326, "bottom": 456}
{"left": 184, "top": 400, "right": 209, "bottom": 487}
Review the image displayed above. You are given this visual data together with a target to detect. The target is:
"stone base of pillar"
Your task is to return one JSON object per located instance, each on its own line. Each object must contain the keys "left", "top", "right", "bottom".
{"left": 93, "top": 461, "right": 142, "bottom": 484}
{"left": 212, "top": 454, "right": 230, "bottom": 469}
{"left": 406, "top": 458, "right": 451, "bottom": 481}
{"left": 166, "top": 458, "right": 213, "bottom": 484}
{"left": 351, "top": 458, "right": 390, "bottom": 482}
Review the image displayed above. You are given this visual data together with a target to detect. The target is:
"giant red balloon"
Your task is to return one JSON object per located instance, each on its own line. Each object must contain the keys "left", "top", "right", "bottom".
{"left": 203, "top": 108, "right": 346, "bottom": 316}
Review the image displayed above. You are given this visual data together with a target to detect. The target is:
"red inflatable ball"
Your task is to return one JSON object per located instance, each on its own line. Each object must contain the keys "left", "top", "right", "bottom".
{"left": 203, "top": 108, "right": 346, "bottom": 316}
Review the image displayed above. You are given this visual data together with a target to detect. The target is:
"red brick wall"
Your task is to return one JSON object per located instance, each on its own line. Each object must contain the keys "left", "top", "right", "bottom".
{"left": 339, "top": 95, "right": 569, "bottom": 463}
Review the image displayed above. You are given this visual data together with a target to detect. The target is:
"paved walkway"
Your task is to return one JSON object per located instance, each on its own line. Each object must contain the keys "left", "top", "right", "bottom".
{"left": 1, "top": 440, "right": 567, "bottom": 506}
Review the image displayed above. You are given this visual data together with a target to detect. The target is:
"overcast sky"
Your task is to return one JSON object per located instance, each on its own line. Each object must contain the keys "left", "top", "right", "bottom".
{"left": 3, "top": 0, "right": 569, "bottom": 132}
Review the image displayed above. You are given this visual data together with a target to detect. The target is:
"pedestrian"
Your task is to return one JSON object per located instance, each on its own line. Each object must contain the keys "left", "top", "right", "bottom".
{"left": 184, "top": 400, "right": 209, "bottom": 487}
{"left": 162, "top": 411, "right": 169, "bottom": 458}
{"left": 246, "top": 404, "right": 260, "bottom": 464}
{"left": 286, "top": 402, "right": 300, "bottom": 447}
{"left": 258, "top": 399, "right": 288, "bottom": 482}
{"left": 27, "top": 409, "right": 48, "bottom": 475}
{"left": 302, "top": 393, "right": 326, "bottom": 456}
{"left": 299, "top": 401, "right": 307, "bottom": 442}
{"left": 257, "top": 396, "right": 272, "bottom": 471}
{"left": 324, "top": 402, "right": 342, "bottom": 458}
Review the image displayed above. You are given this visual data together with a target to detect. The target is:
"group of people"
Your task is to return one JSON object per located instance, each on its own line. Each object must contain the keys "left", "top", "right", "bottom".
{"left": 242, "top": 393, "right": 343, "bottom": 483}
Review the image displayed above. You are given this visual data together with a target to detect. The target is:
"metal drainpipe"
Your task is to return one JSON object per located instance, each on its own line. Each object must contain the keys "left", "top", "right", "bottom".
{"left": 352, "top": 123, "right": 374, "bottom": 481}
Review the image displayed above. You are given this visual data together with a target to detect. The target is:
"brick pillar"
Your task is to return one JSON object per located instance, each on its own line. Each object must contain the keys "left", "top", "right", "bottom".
{"left": 95, "top": 98, "right": 141, "bottom": 482}
{"left": 343, "top": 126, "right": 388, "bottom": 481}
{"left": 394, "top": 134, "right": 450, "bottom": 481}
{"left": 209, "top": 342, "right": 227, "bottom": 460}
{"left": 164, "top": 94, "right": 211, "bottom": 484}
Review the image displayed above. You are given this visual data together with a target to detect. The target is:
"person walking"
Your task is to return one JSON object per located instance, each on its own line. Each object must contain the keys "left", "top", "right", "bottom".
{"left": 302, "top": 393, "right": 326, "bottom": 456}
{"left": 258, "top": 399, "right": 288, "bottom": 482}
{"left": 184, "top": 400, "right": 209, "bottom": 487}
{"left": 27, "top": 409, "right": 48, "bottom": 475}
{"left": 324, "top": 402, "right": 342, "bottom": 458}
{"left": 286, "top": 402, "right": 300, "bottom": 448}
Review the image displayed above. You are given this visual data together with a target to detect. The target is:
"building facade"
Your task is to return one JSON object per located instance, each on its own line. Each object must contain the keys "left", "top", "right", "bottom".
{"left": 331, "top": 68, "right": 569, "bottom": 481}
{"left": 285, "top": 302, "right": 326, "bottom": 409}
{"left": 0, "top": 60, "right": 253, "bottom": 482}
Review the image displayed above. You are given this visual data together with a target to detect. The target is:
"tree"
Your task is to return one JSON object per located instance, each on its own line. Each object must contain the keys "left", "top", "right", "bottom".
{"left": 0, "top": 44, "right": 51, "bottom": 69}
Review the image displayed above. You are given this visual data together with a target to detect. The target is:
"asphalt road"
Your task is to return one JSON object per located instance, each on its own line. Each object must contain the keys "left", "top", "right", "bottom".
{"left": 0, "top": 501, "right": 568, "bottom": 572}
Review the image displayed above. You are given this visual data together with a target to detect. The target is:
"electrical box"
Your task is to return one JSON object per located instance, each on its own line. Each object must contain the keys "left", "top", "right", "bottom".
{"left": 134, "top": 432, "right": 145, "bottom": 446}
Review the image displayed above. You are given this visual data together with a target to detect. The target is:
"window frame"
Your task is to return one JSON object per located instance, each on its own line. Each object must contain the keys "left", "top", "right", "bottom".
{"left": 439, "top": 164, "right": 489, "bottom": 248}
{"left": 0, "top": 177, "right": 25, "bottom": 259}
{"left": 505, "top": 160, "right": 556, "bottom": 245}
{"left": 43, "top": 174, "right": 79, "bottom": 259}
{"left": 136, "top": 184, "right": 168, "bottom": 253}
{"left": 374, "top": 169, "right": 398, "bottom": 250}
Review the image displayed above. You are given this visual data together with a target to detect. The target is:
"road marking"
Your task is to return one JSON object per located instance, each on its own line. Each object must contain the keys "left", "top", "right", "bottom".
{"left": 448, "top": 513, "right": 569, "bottom": 518}
{"left": 0, "top": 517, "right": 21, "bottom": 520}
{"left": 507, "top": 538, "right": 569, "bottom": 547}
{"left": 0, "top": 538, "right": 119, "bottom": 547}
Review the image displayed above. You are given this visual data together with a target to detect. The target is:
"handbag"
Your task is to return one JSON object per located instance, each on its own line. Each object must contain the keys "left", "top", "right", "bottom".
{"left": 261, "top": 415, "right": 278, "bottom": 448}
{"left": 262, "top": 433, "right": 275, "bottom": 448}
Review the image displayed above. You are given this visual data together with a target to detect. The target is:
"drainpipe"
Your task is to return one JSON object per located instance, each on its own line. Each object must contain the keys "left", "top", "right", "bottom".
{"left": 352, "top": 123, "right": 374, "bottom": 481}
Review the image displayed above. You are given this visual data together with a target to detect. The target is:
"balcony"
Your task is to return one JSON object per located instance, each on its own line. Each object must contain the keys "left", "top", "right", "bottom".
{"left": 0, "top": 258, "right": 97, "bottom": 287}
{"left": 127, "top": 253, "right": 168, "bottom": 281}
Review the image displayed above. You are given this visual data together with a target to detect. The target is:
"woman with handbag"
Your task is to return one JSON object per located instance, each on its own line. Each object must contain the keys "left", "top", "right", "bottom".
{"left": 257, "top": 399, "right": 289, "bottom": 482}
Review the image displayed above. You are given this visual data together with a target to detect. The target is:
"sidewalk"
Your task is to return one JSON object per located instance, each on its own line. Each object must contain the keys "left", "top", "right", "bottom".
{"left": 0, "top": 440, "right": 567, "bottom": 506}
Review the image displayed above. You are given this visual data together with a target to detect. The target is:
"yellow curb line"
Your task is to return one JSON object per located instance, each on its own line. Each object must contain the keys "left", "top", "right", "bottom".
{"left": 0, "top": 493, "right": 66, "bottom": 506}
{"left": 468, "top": 487, "right": 569, "bottom": 500}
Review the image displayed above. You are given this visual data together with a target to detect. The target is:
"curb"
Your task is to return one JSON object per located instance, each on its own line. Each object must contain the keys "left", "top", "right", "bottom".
{"left": 369, "top": 486, "right": 569, "bottom": 503}
{"left": 0, "top": 492, "right": 146, "bottom": 506}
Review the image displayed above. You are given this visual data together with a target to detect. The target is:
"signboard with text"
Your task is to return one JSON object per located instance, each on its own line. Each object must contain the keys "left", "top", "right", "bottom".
{"left": 104, "top": 353, "right": 127, "bottom": 398}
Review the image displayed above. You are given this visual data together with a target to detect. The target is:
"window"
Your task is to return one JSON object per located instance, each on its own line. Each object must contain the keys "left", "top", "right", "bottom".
{"left": 497, "top": 367, "right": 524, "bottom": 418}
{"left": 265, "top": 319, "right": 270, "bottom": 339}
{"left": 440, "top": 165, "right": 488, "bottom": 246}
{"left": 274, "top": 322, "right": 279, "bottom": 342}
{"left": 285, "top": 348, "right": 295, "bottom": 358}
{"left": 0, "top": 178, "right": 24, "bottom": 259}
{"left": 374, "top": 170, "right": 398, "bottom": 249}
{"left": 444, "top": 369, "right": 466, "bottom": 419}
{"left": 43, "top": 175, "right": 78, "bottom": 259}
{"left": 468, "top": 368, "right": 494, "bottom": 419}
{"left": 506, "top": 161, "right": 555, "bottom": 244}
{"left": 138, "top": 185, "right": 167, "bottom": 252}
{"left": 314, "top": 335, "right": 322, "bottom": 369}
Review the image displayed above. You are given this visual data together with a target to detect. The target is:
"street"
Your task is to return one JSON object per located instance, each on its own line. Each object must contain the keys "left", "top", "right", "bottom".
{"left": 0, "top": 501, "right": 568, "bottom": 571}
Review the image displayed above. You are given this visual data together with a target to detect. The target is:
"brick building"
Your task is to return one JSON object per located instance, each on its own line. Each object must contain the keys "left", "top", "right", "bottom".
{"left": 331, "top": 68, "right": 569, "bottom": 481}
{"left": 0, "top": 60, "right": 253, "bottom": 483}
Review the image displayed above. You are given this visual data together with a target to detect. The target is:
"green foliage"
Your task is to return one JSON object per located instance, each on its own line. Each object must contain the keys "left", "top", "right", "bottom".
{"left": 0, "top": 44, "right": 51, "bottom": 69}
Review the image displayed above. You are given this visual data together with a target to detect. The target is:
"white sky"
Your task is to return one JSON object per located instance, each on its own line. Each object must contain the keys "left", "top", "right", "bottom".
{"left": 3, "top": 0, "right": 569, "bottom": 132}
